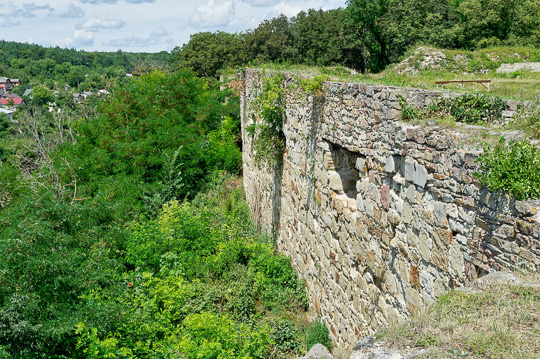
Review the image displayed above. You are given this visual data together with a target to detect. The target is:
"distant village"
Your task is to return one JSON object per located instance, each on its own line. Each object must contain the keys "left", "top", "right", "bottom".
{"left": 0, "top": 76, "right": 110, "bottom": 122}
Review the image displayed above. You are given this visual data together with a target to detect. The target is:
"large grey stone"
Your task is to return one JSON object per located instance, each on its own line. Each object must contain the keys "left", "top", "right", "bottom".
{"left": 404, "top": 158, "right": 415, "bottom": 182}
{"left": 413, "top": 164, "right": 428, "bottom": 188}
{"left": 385, "top": 156, "right": 400, "bottom": 173}
{"left": 473, "top": 271, "right": 539, "bottom": 289}
{"left": 304, "top": 343, "right": 334, "bottom": 359}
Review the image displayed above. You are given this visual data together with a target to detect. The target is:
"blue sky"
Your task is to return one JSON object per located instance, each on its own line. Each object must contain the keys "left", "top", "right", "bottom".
{"left": 0, "top": 0, "right": 347, "bottom": 52}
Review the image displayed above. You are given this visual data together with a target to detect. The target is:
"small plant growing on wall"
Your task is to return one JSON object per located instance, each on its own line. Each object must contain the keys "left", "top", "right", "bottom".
{"left": 252, "top": 73, "right": 287, "bottom": 169}
{"left": 475, "top": 137, "right": 540, "bottom": 200}
{"left": 397, "top": 93, "right": 506, "bottom": 126}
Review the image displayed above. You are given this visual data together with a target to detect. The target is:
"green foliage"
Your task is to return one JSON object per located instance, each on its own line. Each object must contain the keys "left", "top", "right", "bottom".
{"left": 475, "top": 138, "right": 540, "bottom": 200}
{"left": 299, "top": 75, "right": 327, "bottom": 96}
{"left": 449, "top": 94, "right": 505, "bottom": 124}
{"left": 0, "top": 193, "right": 124, "bottom": 356}
{"left": 75, "top": 178, "right": 309, "bottom": 357}
{"left": 205, "top": 116, "right": 243, "bottom": 173}
{"left": 271, "top": 320, "right": 301, "bottom": 355}
{"left": 31, "top": 85, "right": 54, "bottom": 106}
{"left": 0, "top": 40, "right": 167, "bottom": 90}
{"left": 172, "top": 31, "right": 247, "bottom": 79}
{"left": 60, "top": 70, "right": 238, "bottom": 219}
{"left": 177, "top": 312, "right": 272, "bottom": 359}
{"left": 305, "top": 320, "right": 333, "bottom": 352}
{"left": 345, "top": 0, "right": 540, "bottom": 72}
{"left": 252, "top": 73, "right": 287, "bottom": 169}
{"left": 396, "top": 94, "right": 421, "bottom": 121}
{"left": 398, "top": 93, "right": 505, "bottom": 125}
{"left": 244, "top": 15, "right": 295, "bottom": 65}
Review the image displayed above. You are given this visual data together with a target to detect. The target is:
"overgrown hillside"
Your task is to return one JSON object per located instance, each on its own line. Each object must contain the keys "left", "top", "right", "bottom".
{"left": 0, "top": 71, "right": 329, "bottom": 358}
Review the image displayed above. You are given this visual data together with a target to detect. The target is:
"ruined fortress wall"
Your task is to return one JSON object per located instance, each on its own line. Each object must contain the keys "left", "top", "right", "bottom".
{"left": 241, "top": 69, "right": 539, "bottom": 346}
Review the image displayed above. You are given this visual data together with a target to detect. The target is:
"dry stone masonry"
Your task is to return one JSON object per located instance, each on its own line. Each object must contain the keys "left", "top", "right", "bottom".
{"left": 240, "top": 69, "right": 539, "bottom": 347}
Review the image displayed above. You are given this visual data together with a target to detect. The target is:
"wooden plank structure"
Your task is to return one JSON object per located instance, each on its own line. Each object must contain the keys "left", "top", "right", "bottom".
{"left": 435, "top": 79, "right": 491, "bottom": 91}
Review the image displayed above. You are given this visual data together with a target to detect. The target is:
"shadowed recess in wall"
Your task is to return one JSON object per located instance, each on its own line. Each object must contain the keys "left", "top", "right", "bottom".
{"left": 328, "top": 142, "right": 360, "bottom": 199}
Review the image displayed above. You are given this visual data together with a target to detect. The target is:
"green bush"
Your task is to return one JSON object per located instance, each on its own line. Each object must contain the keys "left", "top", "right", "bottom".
{"left": 272, "top": 320, "right": 301, "bottom": 354}
{"left": 449, "top": 94, "right": 505, "bottom": 124}
{"left": 398, "top": 93, "right": 506, "bottom": 125}
{"left": 475, "top": 138, "right": 540, "bottom": 200}
{"left": 305, "top": 320, "right": 333, "bottom": 352}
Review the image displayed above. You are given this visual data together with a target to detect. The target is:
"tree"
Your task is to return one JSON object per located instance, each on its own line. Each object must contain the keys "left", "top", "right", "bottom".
{"left": 346, "top": 0, "right": 391, "bottom": 71}
{"left": 292, "top": 8, "right": 364, "bottom": 70}
{"left": 450, "top": 0, "right": 540, "bottom": 48}
{"left": 244, "top": 15, "right": 295, "bottom": 63}
{"left": 172, "top": 31, "right": 247, "bottom": 78}
{"left": 67, "top": 66, "right": 85, "bottom": 88}
{"left": 31, "top": 85, "right": 54, "bottom": 106}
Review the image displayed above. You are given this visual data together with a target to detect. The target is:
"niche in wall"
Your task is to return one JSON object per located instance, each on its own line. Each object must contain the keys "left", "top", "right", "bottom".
{"left": 328, "top": 142, "right": 360, "bottom": 199}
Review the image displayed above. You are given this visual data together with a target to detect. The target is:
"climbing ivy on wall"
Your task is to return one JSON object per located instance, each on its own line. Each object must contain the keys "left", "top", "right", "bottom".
{"left": 251, "top": 73, "right": 287, "bottom": 169}
{"left": 248, "top": 72, "right": 328, "bottom": 170}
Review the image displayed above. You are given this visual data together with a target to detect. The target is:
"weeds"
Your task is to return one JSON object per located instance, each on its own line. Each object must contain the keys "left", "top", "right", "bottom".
{"left": 381, "top": 274, "right": 540, "bottom": 358}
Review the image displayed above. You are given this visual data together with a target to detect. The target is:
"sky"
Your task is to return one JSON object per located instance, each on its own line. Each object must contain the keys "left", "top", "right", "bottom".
{"left": 0, "top": 0, "right": 347, "bottom": 53}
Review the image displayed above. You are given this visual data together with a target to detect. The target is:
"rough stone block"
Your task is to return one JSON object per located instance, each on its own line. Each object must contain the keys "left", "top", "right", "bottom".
{"left": 414, "top": 164, "right": 428, "bottom": 188}
{"left": 385, "top": 155, "right": 400, "bottom": 173}
{"left": 380, "top": 185, "right": 390, "bottom": 210}
{"left": 329, "top": 171, "right": 343, "bottom": 192}
{"left": 404, "top": 158, "right": 415, "bottom": 182}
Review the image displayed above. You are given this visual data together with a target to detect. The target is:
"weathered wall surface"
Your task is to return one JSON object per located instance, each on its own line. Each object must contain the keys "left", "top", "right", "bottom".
{"left": 241, "top": 69, "right": 539, "bottom": 346}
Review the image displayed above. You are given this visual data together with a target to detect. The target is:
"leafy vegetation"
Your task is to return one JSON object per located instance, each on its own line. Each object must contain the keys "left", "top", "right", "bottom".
{"left": 305, "top": 321, "right": 333, "bottom": 352}
{"left": 511, "top": 96, "right": 540, "bottom": 139}
{"left": 475, "top": 138, "right": 540, "bottom": 200}
{"left": 397, "top": 93, "right": 506, "bottom": 126}
{"left": 251, "top": 73, "right": 287, "bottom": 169}
{"left": 346, "top": 0, "right": 540, "bottom": 72}
{"left": 0, "top": 69, "right": 324, "bottom": 358}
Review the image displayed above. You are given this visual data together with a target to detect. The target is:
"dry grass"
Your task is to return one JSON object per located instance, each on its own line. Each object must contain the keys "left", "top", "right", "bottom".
{"left": 382, "top": 274, "right": 540, "bottom": 358}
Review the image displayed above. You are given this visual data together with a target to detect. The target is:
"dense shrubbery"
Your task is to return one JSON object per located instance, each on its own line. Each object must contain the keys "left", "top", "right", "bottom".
{"left": 0, "top": 70, "right": 320, "bottom": 358}
{"left": 397, "top": 93, "right": 506, "bottom": 126}
{"left": 74, "top": 178, "right": 309, "bottom": 358}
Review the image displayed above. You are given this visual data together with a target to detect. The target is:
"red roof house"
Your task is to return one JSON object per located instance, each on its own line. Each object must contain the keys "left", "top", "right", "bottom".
{"left": 0, "top": 98, "right": 25, "bottom": 106}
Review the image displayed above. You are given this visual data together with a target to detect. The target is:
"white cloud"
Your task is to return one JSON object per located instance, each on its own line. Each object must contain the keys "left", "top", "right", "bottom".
{"left": 241, "top": 0, "right": 281, "bottom": 6}
{"left": 0, "top": 18, "right": 21, "bottom": 27}
{"left": 76, "top": 17, "right": 126, "bottom": 30}
{"left": 105, "top": 27, "right": 173, "bottom": 48}
{"left": 190, "top": 0, "right": 235, "bottom": 27}
{"left": 80, "top": 0, "right": 156, "bottom": 4}
{"left": 150, "top": 27, "right": 171, "bottom": 37}
{"left": 54, "top": 30, "right": 95, "bottom": 48}
{"left": 60, "top": 3, "right": 85, "bottom": 18}
{"left": 0, "top": 2, "right": 52, "bottom": 18}
{"left": 271, "top": 3, "right": 302, "bottom": 18}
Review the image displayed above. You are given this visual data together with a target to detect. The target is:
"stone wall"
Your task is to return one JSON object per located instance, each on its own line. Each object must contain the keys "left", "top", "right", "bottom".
{"left": 241, "top": 69, "right": 539, "bottom": 346}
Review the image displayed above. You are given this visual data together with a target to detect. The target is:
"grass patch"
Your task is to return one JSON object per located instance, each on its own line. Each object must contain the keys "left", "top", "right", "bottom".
{"left": 381, "top": 274, "right": 540, "bottom": 358}
{"left": 235, "top": 46, "right": 539, "bottom": 102}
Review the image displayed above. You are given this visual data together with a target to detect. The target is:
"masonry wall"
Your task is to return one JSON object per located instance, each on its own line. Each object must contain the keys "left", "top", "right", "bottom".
{"left": 241, "top": 69, "right": 539, "bottom": 346}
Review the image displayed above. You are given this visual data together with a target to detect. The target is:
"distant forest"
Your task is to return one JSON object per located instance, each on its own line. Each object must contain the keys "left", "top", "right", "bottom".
{"left": 0, "top": 40, "right": 169, "bottom": 91}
